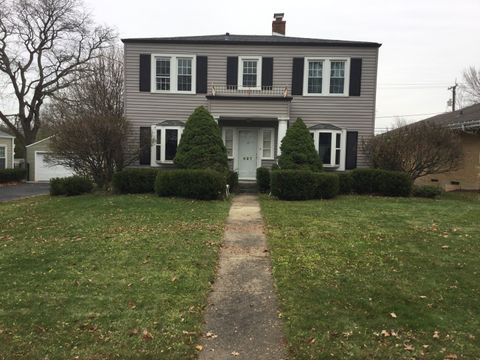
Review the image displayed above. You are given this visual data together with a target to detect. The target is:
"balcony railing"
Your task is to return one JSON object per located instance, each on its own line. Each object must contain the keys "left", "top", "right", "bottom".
{"left": 208, "top": 84, "right": 289, "bottom": 98}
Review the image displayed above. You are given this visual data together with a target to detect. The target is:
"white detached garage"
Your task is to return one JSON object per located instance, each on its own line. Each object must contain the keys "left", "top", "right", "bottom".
{"left": 26, "top": 137, "right": 74, "bottom": 182}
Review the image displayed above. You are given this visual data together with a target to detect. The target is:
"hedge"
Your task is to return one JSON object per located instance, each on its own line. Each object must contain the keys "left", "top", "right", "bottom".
{"left": 271, "top": 170, "right": 340, "bottom": 200}
{"left": 50, "top": 176, "right": 94, "bottom": 196}
{"left": 227, "top": 170, "right": 239, "bottom": 193}
{"left": 155, "top": 169, "right": 226, "bottom": 200}
{"left": 256, "top": 167, "right": 270, "bottom": 193}
{"left": 412, "top": 185, "right": 443, "bottom": 198}
{"left": 351, "top": 168, "right": 412, "bottom": 197}
{"left": 0, "top": 168, "right": 27, "bottom": 183}
{"left": 338, "top": 172, "right": 353, "bottom": 194}
{"left": 112, "top": 168, "right": 159, "bottom": 194}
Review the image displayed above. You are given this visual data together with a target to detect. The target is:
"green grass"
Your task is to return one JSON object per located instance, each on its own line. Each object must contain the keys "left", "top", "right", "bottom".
{"left": 0, "top": 194, "right": 229, "bottom": 359}
{"left": 260, "top": 193, "right": 480, "bottom": 359}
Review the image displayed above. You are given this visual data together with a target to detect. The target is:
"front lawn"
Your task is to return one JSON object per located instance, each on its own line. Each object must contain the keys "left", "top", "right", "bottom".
{"left": 0, "top": 194, "right": 229, "bottom": 359}
{"left": 261, "top": 193, "right": 480, "bottom": 359}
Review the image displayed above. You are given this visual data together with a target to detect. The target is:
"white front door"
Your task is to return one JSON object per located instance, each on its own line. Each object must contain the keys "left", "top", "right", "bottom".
{"left": 238, "top": 130, "right": 258, "bottom": 180}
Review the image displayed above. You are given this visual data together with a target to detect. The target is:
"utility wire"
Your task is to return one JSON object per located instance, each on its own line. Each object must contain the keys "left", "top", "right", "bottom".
{"left": 375, "top": 112, "right": 441, "bottom": 119}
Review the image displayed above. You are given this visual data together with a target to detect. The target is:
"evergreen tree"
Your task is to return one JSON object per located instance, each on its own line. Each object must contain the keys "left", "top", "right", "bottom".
{"left": 174, "top": 106, "right": 229, "bottom": 173}
{"left": 278, "top": 118, "right": 322, "bottom": 171}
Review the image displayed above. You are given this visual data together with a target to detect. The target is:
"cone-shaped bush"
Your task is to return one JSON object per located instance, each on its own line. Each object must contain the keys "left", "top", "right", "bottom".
{"left": 278, "top": 118, "right": 322, "bottom": 171}
{"left": 174, "top": 106, "right": 229, "bottom": 173}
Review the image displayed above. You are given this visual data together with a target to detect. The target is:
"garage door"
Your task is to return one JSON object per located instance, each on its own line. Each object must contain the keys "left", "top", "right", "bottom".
{"left": 35, "top": 152, "right": 74, "bottom": 181}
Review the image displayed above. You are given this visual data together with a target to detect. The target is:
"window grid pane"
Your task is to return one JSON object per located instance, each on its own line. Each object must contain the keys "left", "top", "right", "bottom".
{"left": 156, "top": 130, "right": 161, "bottom": 161}
{"left": 156, "top": 58, "right": 170, "bottom": 91}
{"left": 330, "top": 61, "right": 345, "bottom": 94}
{"left": 224, "top": 129, "right": 233, "bottom": 157}
{"left": 0, "top": 147, "right": 5, "bottom": 157}
{"left": 165, "top": 129, "right": 178, "bottom": 161}
{"left": 335, "top": 133, "right": 342, "bottom": 165}
{"left": 177, "top": 58, "right": 192, "bottom": 91}
{"left": 262, "top": 130, "right": 272, "bottom": 158}
{"left": 308, "top": 61, "right": 323, "bottom": 93}
{"left": 319, "top": 133, "right": 332, "bottom": 165}
{"left": 242, "top": 60, "right": 257, "bottom": 87}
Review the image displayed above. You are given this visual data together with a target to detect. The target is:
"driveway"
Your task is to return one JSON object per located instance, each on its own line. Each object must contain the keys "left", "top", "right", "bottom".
{"left": 0, "top": 183, "right": 50, "bottom": 202}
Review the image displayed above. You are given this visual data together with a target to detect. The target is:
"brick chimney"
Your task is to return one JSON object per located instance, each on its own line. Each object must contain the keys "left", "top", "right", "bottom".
{"left": 272, "top": 13, "right": 286, "bottom": 36}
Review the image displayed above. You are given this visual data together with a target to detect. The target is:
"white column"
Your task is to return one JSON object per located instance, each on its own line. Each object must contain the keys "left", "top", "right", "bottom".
{"left": 150, "top": 125, "right": 157, "bottom": 167}
{"left": 277, "top": 118, "right": 289, "bottom": 155}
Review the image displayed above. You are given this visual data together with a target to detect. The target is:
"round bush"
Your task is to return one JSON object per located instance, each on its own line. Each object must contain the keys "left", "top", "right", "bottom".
{"left": 270, "top": 170, "right": 317, "bottom": 200}
{"left": 256, "top": 167, "right": 270, "bottom": 193}
{"left": 112, "top": 168, "right": 159, "bottom": 194}
{"left": 0, "top": 168, "right": 27, "bottom": 183}
{"left": 315, "top": 173, "right": 340, "bottom": 199}
{"left": 412, "top": 185, "right": 443, "bottom": 198}
{"left": 155, "top": 169, "right": 226, "bottom": 200}
{"left": 50, "top": 176, "right": 93, "bottom": 196}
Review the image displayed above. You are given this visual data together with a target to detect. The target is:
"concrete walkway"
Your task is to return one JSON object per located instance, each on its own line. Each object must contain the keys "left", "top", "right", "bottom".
{"left": 199, "top": 194, "right": 286, "bottom": 359}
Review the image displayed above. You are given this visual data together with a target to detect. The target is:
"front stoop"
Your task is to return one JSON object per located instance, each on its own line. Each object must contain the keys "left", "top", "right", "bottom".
{"left": 238, "top": 181, "right": 258, "bottom": 194}
{"left": 198, "top": 194, "right": 286, "bottom": 359}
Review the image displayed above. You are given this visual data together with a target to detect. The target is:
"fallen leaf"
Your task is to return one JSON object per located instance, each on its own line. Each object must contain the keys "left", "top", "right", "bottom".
{"left": 444, "top": 354, "right": 458, "bottom": 360}
{"left": 433, "top": 331, "right": 440, "bottom": 339}
{"left": 419, "top": 295, "right": 427, "bottom": 299}
{"left": 127, "top": 300, "right": 136, "bottom": 309}
{"left": 441, "top": 245, "right": 449, "bottom": 249}
{"left": 404, "top": 344, "right": 414, "bottom": 351}
{"left": 142, "top": 329, "right": 153, "bottom": 341}
{"left": 381, "top": 330, "right": 390, "bottom": 337}
{"left": 195, "top": 344, "right": 203, "bottom": 351}
{"left": 390, "top": 312, "right": 397, "bottom": 318}
{"left": 231, "top": 351, "right": 240, "bottom": 356}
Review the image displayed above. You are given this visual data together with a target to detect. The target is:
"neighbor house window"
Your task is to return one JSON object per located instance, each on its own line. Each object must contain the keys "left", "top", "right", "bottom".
{"left": 310, "top": 130, "right": 345, "bottom": 168}
{"left": 152, "top": 125, "right": 184, "bottom": 163}
{"left": 262, "top": 129, "right": 274, "bottom": 159}
{"left": 0, "top": 146, "right": 5, "bottom": 169}
{"left": 238, "top": 56, "right": 262, "bottom": 90}
{"left": 304, "top": 58, "right": 350, "bottom": 96}
{"left": 152, "top": 55, "right": 196, "bottom": 93}
{"left": 223, "top": 128, "right": 234, "bottom": 158}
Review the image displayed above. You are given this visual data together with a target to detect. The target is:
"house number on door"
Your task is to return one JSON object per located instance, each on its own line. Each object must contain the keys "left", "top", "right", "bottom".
{"left": 243, "top": 157, "right": 253, "bottom": 160}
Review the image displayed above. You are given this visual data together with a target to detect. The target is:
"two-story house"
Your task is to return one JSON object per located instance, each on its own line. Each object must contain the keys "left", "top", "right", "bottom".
{"left": 122, "top": 14, "right": 381, "bottom": 181}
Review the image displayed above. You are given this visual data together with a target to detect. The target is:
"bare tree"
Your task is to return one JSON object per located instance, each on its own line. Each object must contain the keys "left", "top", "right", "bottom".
{"left": 457, "top": 66, "right": 480, "bottom": 107}
{"left": 46, "top": 47, "right": 128, "bottom": 188}
{"left": 0, "top": 0, "right": 114, "bottom": 149}
{"left": 363, "top": 121, "right": 463, "bottom": 180}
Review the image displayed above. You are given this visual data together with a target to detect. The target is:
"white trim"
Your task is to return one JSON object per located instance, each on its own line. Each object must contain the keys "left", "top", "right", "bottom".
{"left": 310, "top": 129, "right": 347, "bottom": 171}
{"left": 303, "top": 57, "right": 350, "bottom": 97}
{"left": 277, "top": 119, "right": 289, "bottom": 155}
{"left": 25, "top": 136, "right": 52, "bottom": 148}
{"left": 0, "top": 144, "right": 7, "bottom": 169}
{"left": 150, "top": 54, "right": 196, "bottom": 94}
{"left": 260, "top": 128, "right": 275, "bottom": 160}
{"left": 238, "top": 56, "right": 262, "bottom": 91}
{"left": 11, "top": 137, "right": 14, "bottom": 169}
{"left": 222, "top": 127, "right": 235, "bottom": 160}
{"left": 0, "top": 133, "right": 14, "bottom": 139}
{"left": 150, "top": 125, "right": 184, "bottom": 165}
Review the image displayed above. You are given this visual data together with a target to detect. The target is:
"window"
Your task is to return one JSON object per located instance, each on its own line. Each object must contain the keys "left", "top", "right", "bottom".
{"left": 304, "top": 58, "right": 350, "bottom": 96}
{"left": 152, "top": 54, "right": 196, "bottom": 93}
{"left": 238, "top": 56, "right": 262, "bottom": 90}
{"left": 152, "top": 125, "right": 184, "bottom": 163}
{"left": 0, "top": 146, "right": 5, "bottom": 169}
{"left": 262, "top": 129, "right": 274, "bottom": 159}
{"left": 223, "top": 128, "right": 234, "bottom": 158}
{"left": 311, "top": 130, "right": 345, "bottom": 169}
{"left": 308, "top": 61, "right": 323, "bottom": 94}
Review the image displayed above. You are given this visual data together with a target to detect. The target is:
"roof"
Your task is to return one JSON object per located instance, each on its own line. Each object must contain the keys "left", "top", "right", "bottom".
{"left": 418, "top": 103, "right": 480, "bottom": 131}
{"left": 25, "top": 136, "right": 52, "bottom": 148}
{"left": 122, "top": 34, "right": 381, "bottom": 48}
{"left": 156, "top": 120, "right": 185, "bottom": 127}
{"left": 0, "top": 129, "right": 14, "bottom": 138}
{"left": 309, "top": 123, "right": 342, "bottom": 131}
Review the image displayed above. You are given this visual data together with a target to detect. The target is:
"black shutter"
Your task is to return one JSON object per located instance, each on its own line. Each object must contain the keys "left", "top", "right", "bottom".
{"left": 226, "top": 57, "right": 238, "bottom": 87}
{"left": 139, "top": 127, "right": 151, "bottom": 165}
{"left": 261, "top": 57, "right": 273, "bottom": 88}
{"left": 349, "top": 58, "right": 362, "bottom": 96}
{"left": 291, "top": 57, "right": 304, "bottom": 95}
{"left": 345, "top": 131, "right": 358, "bottom": 170}
{"left": 196, "top": 56, "right": 208, "bottom": 94}
{"left": 139, "top": 54, "right": 151, "bottom": 92}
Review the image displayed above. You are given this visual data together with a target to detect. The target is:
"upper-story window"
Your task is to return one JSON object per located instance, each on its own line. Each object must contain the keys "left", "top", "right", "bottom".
{"left": 303, "top": 58, "right": 350, "bottom": 96}
{"left": 238, "top": 56, "right": 262, "bottom": 90}
{"left": 152, "top": 55, "right": 196, "bottom": 94}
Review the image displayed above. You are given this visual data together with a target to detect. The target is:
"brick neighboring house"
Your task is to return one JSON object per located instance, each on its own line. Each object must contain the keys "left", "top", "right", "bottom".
{"left": 122, "top": 14, "right": 381, "bottom": 181}
{"left": 415, "top": 103, "right": 480, "bottom": 191}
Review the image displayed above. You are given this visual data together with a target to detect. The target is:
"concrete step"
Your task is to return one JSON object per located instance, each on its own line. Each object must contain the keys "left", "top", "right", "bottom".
{"left": 238, "top": 181, "right": 258, "bottom": 194}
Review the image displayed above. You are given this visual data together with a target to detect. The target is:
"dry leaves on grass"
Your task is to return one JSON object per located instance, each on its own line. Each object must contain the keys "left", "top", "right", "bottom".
{"left": 231, "top": 351, "right": 240, "bottom": 356}
{"left": 142, "top": 329, "right": 153, "bottom": 341}
{"left": 195, "top": 344, "right": 203, "bottom": 351}
{"left": 389, "top": 312, "right": 397, "bottom": 318}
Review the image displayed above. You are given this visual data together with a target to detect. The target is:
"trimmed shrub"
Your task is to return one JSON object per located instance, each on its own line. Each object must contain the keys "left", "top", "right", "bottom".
{"left": 315, "top": 173, "right": 340, "bottom": 199}
{"left": 174, "top": 106, "right": 229, "bottom": 173}
{"left": 278, "top": 118, "right": 322, "bottom": 171}
{"left": 338, "top": 172, "right": 353, "bottom": 194}
{"left": 256, "top": 167, "right": 270, "bottom": 193}
{"left": 271, "top": 170, "right": 317, "bottom": 200}
{"left": 227, "top": 171, "right": 239, "bottom": 193}
{"left": 155, "top": 169, "right": 226, "bottom": 200}
{"left": 412, "top": 185, "right": 443, "bottom": 198}
{"left": 50, "top": 176, "right": 93, "bottom": 196}
{"left": 112, "top": 168, "right": 159, "bottom": 194}
{"left": 0, "top": 168, "right": 27, "bottom": 183}
{"left": 351, "top": 168, "right": 412, "bottom": 197}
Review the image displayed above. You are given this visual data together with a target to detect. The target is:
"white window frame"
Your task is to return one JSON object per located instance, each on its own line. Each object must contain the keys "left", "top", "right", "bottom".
{"left": 222, "top": 127, "right": 236, "bottom": 160}
{"left": 260, "top": 128, "right": 275, "bottom": 160}
{"left": 303, "top": 57, "right": 350, "bottom": 97}
{"left": 238, "top": 56, "right": 262, "bottom": 90}
{"left": 310, "top": 129, "right": 347, "bottom": 170}
{"left": 150, "top": 125, "right": 184, "bottom": 165}
{"left": 151, "top": 54, "right": 196, "bottom": 94}
{"left": 0, "top": 145, "right": 6, "bottom": 169}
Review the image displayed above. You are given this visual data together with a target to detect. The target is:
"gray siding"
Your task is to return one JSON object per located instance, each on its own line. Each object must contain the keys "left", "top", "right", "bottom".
{"left": 125, "top": 42, "right": 378, "bottom": 167}
{"left": 0, "top": 137, "right": 14, "bottom": 169}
